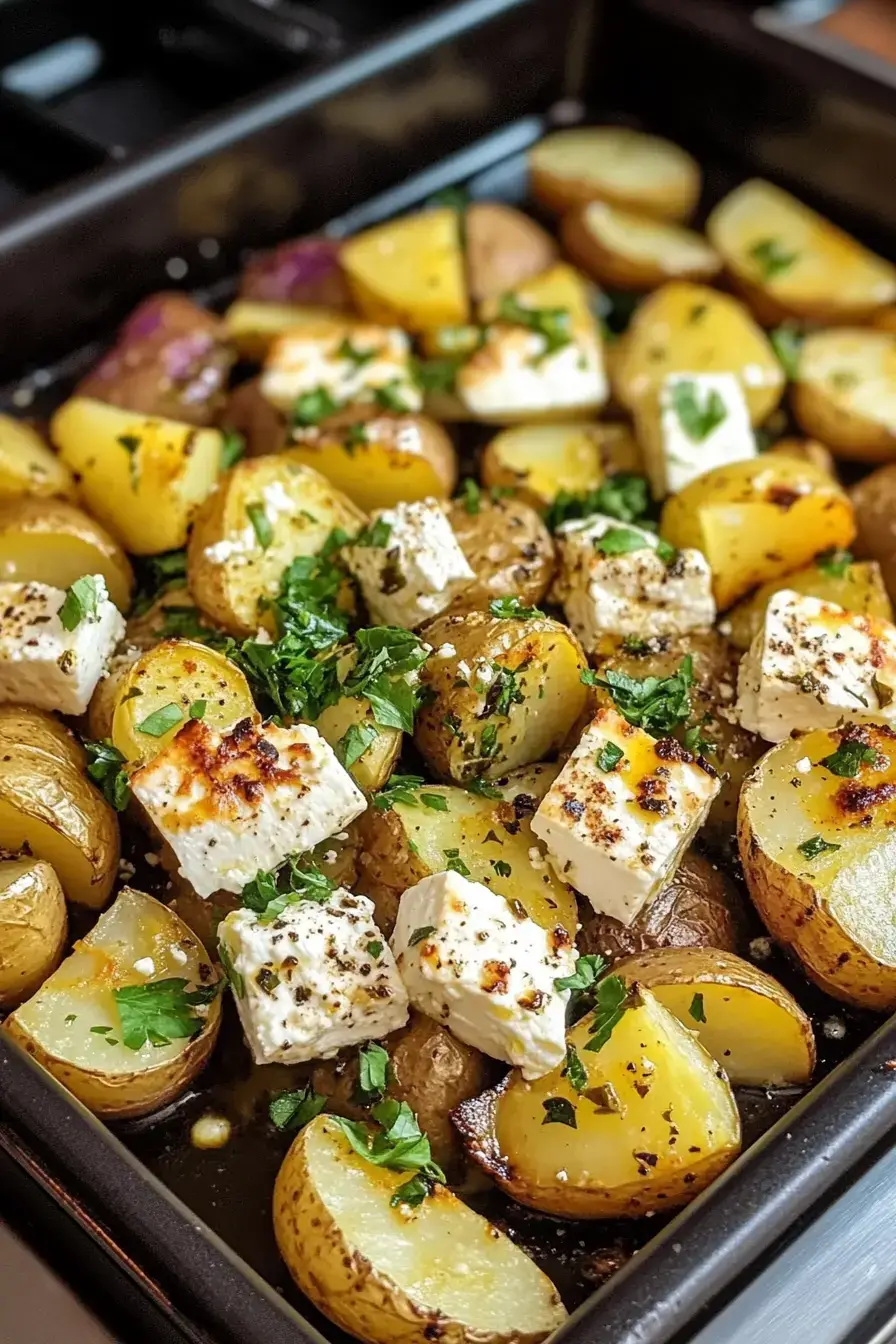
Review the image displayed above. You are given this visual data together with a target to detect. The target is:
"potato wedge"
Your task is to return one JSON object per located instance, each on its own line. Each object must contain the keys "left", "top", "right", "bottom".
{"left": 725, "top": 557, "right": 893, "bottom": 652}
{"left": 738, "top": 722, "right": 896, "bottom": 1011}
{"left": 792, "top": 327, "right": 896, "bottom": 463}
{"left": 51, "top": 397, "right": 222, "bottom": 555}
{"left": 286, "top": 414, "right": 457, "bottom": 511}
{"left": 223, "top": 299, "right": 351, "bottom": 360}
{"left": 480, "top": 421, "right": 643, "bottom": 507}
{"left": 415, "top": 611, "right": 588, "bottom": 782}
{"left": 0, "top": 496, "right": 133, "bottom": 612}
{"left": 529, "top": 126, "right": 701, "bottom": 222}
{"left": 0, "top": 416, "right": 75, "bottom": 500}
{"left": 707, "top": 179, "right": 896, "bottom": 324}
{"left": 613, "top": 947, "right": 815, "bottom": 1086}
{"left": 464, "top": 202, "right": 557, "bottom": 303}
{"left": 5, "top": 887, "right": 221, "bottom": 1119}
{"left": 660, "top": 456, "right": 856, "bottom": 610}
{"left": 313, "top": 685, "right": 402, "bottom": 794}
{"left": 612, "top": 282, "right": 785, "bottom": 426}
{"left": 442, "top": 495, "right": 555, "bottom": 615}
{"left": 454, "top": 986, "right": 740, "bottom": 1218}
{"left": 851, "top": 463, "right": 896, "bottom": 599}
{"left": 0, "top": 706, "right": 118, "bottom": 909}
{"left": 356, "top": 781, "right": 577, "bottom": 938}
{"left": 562, "top": 202, "right": 720, "bottom": 291}
{"left": 0, "top": 857, "right": 67, "bottom": 1009}
{"left": 186, "top": 456, "right": 365, "bottom": 636}
{"left": 340, "top": 207, "right": 469, "bottom": 331}
{"left": 273, "top": 1114, "right": 567, "bottom": 1344}
{"left": 110, "top": 640, "right": 256, "bottom": 766}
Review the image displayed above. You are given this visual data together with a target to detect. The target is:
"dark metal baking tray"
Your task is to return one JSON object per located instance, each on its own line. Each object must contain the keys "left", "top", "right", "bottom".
{"left": 1, "top": 0, "right": 896, "bottom": 1340}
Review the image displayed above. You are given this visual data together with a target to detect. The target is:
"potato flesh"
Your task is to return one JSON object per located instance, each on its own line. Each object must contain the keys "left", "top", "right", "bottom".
{"left": 482, "top": 423, "right": 605, "bottom": 503}
{"left": 0, "top": 416, "right": 74, "bottom": 499}
{"left": 313, "top": 693, "right": 401, "bottom": 793}
{"left": 302, "top": 1117, "right": 566, "bottom": 1336}
{"left": 285, "top": 429, "right": 452, "bottom": 512}
{"left": 224, "top": 300, "right": 349, "bottom": 359}
{"left": 0, "top": 527, "right": 132, "bottom": 612}
{"left": 796, "top": 328, "right": 896, "bottom": 446}
{"left": 341, "top": 208, "right": 468, "bottom": 331}
{"left": 726, "top": 560, "right": 893, "bottom": 651}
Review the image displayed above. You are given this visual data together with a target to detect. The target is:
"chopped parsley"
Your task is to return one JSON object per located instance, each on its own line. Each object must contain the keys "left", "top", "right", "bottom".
{"left": 562, "top": 1043, "right": 588, "bottom": 1094}
{"left": 242, "top": 858, "right": 336, "bottom": 922}
{"left": 596, "top": 742, "right": 624, "bottom": 772}
{"left": 482, "top": 663, "right": 524, "bottom": 718}
{"left": 353, "top": 518, "right": 392, "bottom": 549}
{"left": 689, "top": 992, "right": 706, "bottom": 1023}
{"left": 246, "top": 502, "right": 273, "bottom": 550}
{"left": 336, "top": 721, "right": 378, "bottom": 768}
{"left": 373, "top": 773, "right": 448, "bottom": 812}
{"left": 217, "top": 941, "right": 244, "bottom": 998}
{"left": 498, "top": 294, "right": 572, "bottom": 359}
{"left": 684, "top": 724, "right": 714, "bottom": 757}
{"left": 797, "top": 835, "right": 842, "bottom": 860}
{"left": 113, "top": 978, "right": 219, "bottom": 1051}
{"left": 466, "top": 777, "right": 501, "bottom": 798}
{"left": 488, "top": 596, "right": 543, "bottom": 620}
{"left": 583, "top": 974, "right": 630, "bottom": 1053}
{"left": 542, "top": 1097, "right": 577, "bottom": 1127}
{"left": 59, "top": 576, "right": 100, "bottom": 631}
{"left": 479, "top": 722, "right": 500, "bottom": 758}
{"left": 84, "top": 739, "right": 131, "bottom": 811}
{"left": 555, "top": 953, "right": 607, "bottom": 997}
{"left": 269, "top": 1083, "right": 327, "bottom": 1132}
{"left": 596, "top": 656, "right": 694, "bottom": 737}
{"left": 354, "top": 1041, "right": 390, "bottom": 1104}
{"left": 749, "top": 237, "right": 799, "bottom": 280}
{"left": 366, "top": 940, "right": 384, "bottom": 959}
{"left": 458, "top": 477, "right": 481, "bottom": 514}
{"left": 410, "top": 355, "right": 463, "bottom": 394}
{"left": 820, "top": 738, "right": 878, "bottom": 778}
{"left": 220, "top": 428, "right": 245, "bottom": 471}
{"left": 130, "top": 550, "right": 188, "bottom": 617}
{"left": 491, "top": 859, "right": 512, "bottom": 878}
{"left": 344, "top": 422, "right": 369, "bottom": 451}
{"left": 292, "top": 386, "right": 340, "bottom": 426}
{"left": 332, "top": 1099, "right": 446, "bottom": 1208}
{"left": 816, "top": 547, "right": 853, "bottom": 579}
{"left": 443, "top": 848, "right": 471, "bottom": 877}
{"left": 336, "top": 337, "right": 376, "bottom": 368}
{"left": 770, "top": 324, "right": 804, "bottom": 380}
{"left": 544, "top": 473, "right": 651, "bottom": 532}
{"left": 188, "top": 699, "right": 207, "bottom": 720}
{"left": 595, "top": 526, "right": 650, "bottom": 557}
{"left": 116, "top": 433, "right": 141, "bottom": 488}
{"left": 408, "top": 926, "right": 436, "bottom": 946}
{"left": 374, "top": 380, "right": 411, "bottom": 413}
{"left": 671, "top": 379, "right": 727, "bottom": 442}
{"left": 136, "top": 702, "right": 183, "bottom": 737}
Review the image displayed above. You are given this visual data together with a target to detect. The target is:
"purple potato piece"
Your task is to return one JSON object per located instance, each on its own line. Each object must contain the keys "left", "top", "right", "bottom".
{"left": 239, "top": 236, "right": 354, "bottom": 310}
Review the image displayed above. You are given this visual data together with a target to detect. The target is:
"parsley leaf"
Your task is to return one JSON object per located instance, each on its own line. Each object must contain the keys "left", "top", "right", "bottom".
{"left": 466, "top": 777, "right": 501, "bottom": 798}
{"left": 544, "top": 473, "right": 651, "bottom": 532}
{"left": 341, "top": 626, "right": 430, "bottom": 733}
{"left": 246, "top": 502, "right": 273, "bottom": 550}
{"left": 59, "top": 576, "right": 100, "bottom": 631}
{"left": 113, "top": 978, "right": 219, "bottom": 1050}
{"left": 269, "top": 1083, "right": 327, "bottom": 1132}
{"left": 408, "top": 926, "right": 436, "bottom": 946}
{"left": 331, "top": 1100, "right": 446, "bottom": 1208}
{"left": 443, "top": 847, "right": 471, "bottom": 877}
{"left": 555, "top": 953, "right": 607, "bottom": 996}
{"left": 411, "top": 355, "right": 463, "bottom": 394}
{"left": 293, "top": 386, "right": 340, "bottom": 426}
{"left": 354, "top": 1042, "right": 390, "bottom": 1104}
{"left": 816, "top": 547, "right": 853, "bottom": 579}
{"left": 671, "top": 379, "right": 727, "bottom": 442}
{"left": 367, "top": 940, "right": 384, "bottom": 959}
{"left": 220, "top": 428, "right": 245, "bottom": 471}
{"left": 583, "top": 974, "right": 630, "bottom": 1053}
{"left": 374, "top": 380, "right": 411, "bottom": 413}
{"left": 131, "top": 550, "right": 188, "bottom": 617}
{"left": 217, "top": 940, "right": 244, "bottom": 998}
{"left": 596, "top": 742, "right": 624, "bottom": 772}
{"left": 353, "top": 518, "right": 392, "bottom": 549}
{"left": 689, "top": 992, "right": 706, "bottom": 1023}
{"left": 373, "top": 773, "right": 447, "bottom": 812}
{"left": 770, "top": 324, "right": 804, "bottom": 380}
{"left": 563, "top": 1043, "right": 588, "bottom": 1094}
{"left": 337, "top": 721, "right": 379, "bottom": 768}
{"left": 336, "top": 337, "right": 376, "bottom": 368}
{"left": 595, "top": 526, "right": 650, "bottom": 556}
{"left": 116, "top": 434, "right": 141, "bottom": 488}
{"left": 242, "top": 858, "right": 336, "bottom": 923}
{"left": 458, "top": 477, "right": 481, "bottom": 514}
{"left": 488, "top": 596, "right": 543, "bottom": 620}
{"left": 136, "top": 702, "right": 183, "bottom": 737}
{"left": 84, "top": 739, "right": 130, "bottom": 810}
{"left": 597, "top": 656, "right": 694, "bottom": 737}
{"left": 498, "top": 294, "right": 572, "bottom": 359}
{"left": 750, "top": 237, "right": 799, "bottom": 280}
{"left": 189, "top": 699, "right": 206, "bottom": 720}
{"left": 797, "top": 835, "right": 843, "bottom": 860}
{"left": 820, "top": 739, "right": 878, "bottom": 778}
{"left": 481, "top": 663, "right": 524, "bottom": 719}
{"left": 542, "top": 1097, "right": 577, "bottom": 1127}
{"left": 344, "top": 422, "right": 369, "bottom": 451}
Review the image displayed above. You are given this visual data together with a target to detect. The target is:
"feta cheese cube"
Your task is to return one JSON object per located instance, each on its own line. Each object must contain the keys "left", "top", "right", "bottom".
{"left": 636, "top": 372, "right": 757, "bottom": 498}
{"left": 531, "top": 706, "right": 720, "bottom": 925}
{"left": 456, "top": 323, "right": 607, "bottom": 421}
{"left": 390, "top": 869, "right": 575, "bottom": 1080}
{"left": 131, "top": 718, "right": 366, "bottom": 897}
{"left": 260, "top": 320, "right": 421, "bottom": 415}
{"left": 551, "top": 512, "right": 715, "bottom": 647}
{"left": 0, "top": 576, "right": 124, "bottom": 715}
{"left": 342, "top": 497, "right": 474, "bottom": 629}
{"left": 735, "top": 588, "right": 896, "bottom": 742}
{"left": 219, "top": 891, "right": 407, "bottom": 1064}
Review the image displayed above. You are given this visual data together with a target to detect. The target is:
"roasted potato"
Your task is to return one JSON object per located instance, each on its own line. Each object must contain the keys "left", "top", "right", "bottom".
{"left": 464, "top": 202, "right": 557, "bottom": 303}
{"left": 86, "top": 649, "right": 141, "bottom": 742}
{"left": 443, "top": 495, "right": 555, "bottom": 614}
{"left": 707, "top": 179, "right": 896, "bottom": 325}
{"left": 612, "top": 282, "right": 785, "bottom": 426}
{"left": 356, "top": 779, "right": 576, "bottom": 938}
{"left": 0, "top": 706, "right": 118, "bottom": 908}
{"left": 0, "top": 496, "right": 133, "bottom": 612}
{"left": 562, "top": 202, "right": 720, "bottom": 291}
{"left": 660, "top": 455, "right": 856, "bottom": 610}
{"left": 0, "top": 856, "right": 67, "bottom": 1009}
{"left": 529, "top": 126, "right": 701, "bottom": 222}
{"left": 415, "top": 611, "right": 588, "bottom": 782}
{"left": 186, "top": 456, "right": 365, "bottom": 636}
{"left": 76, "top": 293, "right": 235, "bottom": 427}
{"left": 340, "top": 208, "right": 469, "bottom": 331}
{"left": 480, "top": 421, "right": 643, "bottom": 507}
{"left": 311, "top": 1011, "right": 492, "bottom": 1175}
{"left": 223, "top": 300, "right": 350, "bottom": 361}
{"left": 851, "top": 463, "right": 896, "bottom": 598}
{"left": 613, "top": 947, "right": 815, "bottom": 1086}
{"left": 274, "top": 1114, "right": 567, "bottom": 1344}
{"left": 5, "top": 887, "right": 221, "bottom": 1119}
{"left": 124, "top": 586, "right": 222, "bottom": 651}
{"left": 52, "top": 397, "right": 223, "bottom": 555}
{"left": 222, "top": 378, "right": 288, "bottom": 457}
{"left": 792, "top": 327, "right": 896, "bottom": 463}
{"left": 0, "top": 415, "right": 75, "bottom": 500}
{"left": 239, "top": 236, "right": 354, "bottom": 309}
{"left": 312, "top": 651, "right": 403, "bottom": 793}
{"left": 454, "top": 986, "right": 740, "bottom": 1218}
{"left": 260, "top": 320, "right": 421, "bottom": 419}
{"left": 286, "top": 414, "right": 457, "bottom": 511}
{"left": 577, "top": 849, "right": 748, "bottom": 963}
{"left": 725, "top": 557, "right": 893, "bottom": 652}
{"left": 767, "top": 437, "right": 837, "bottom": 478}
{"left": 739, "top": 721, "right": 896, "bottom": 1011}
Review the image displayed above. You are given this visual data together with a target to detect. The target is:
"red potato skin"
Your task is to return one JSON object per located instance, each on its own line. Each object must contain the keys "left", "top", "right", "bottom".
{"left": 78, "top": 292, "right": 235, "bottom": 427}
{"left": 239, "top": 237, "right": 354, "bottom": 310}
{"left": 222, "top": 378, "right": 288, "bottom": 457}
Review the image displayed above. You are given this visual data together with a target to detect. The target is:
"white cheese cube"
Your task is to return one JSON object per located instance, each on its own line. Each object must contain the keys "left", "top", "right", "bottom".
{"left": 636, "top": 372, "right": 757, "bottom": 498}
{"left": 735, "top": 588, "right": 896, "bottom": 743}
{"left": 342, "top": 497, "right": 474, "bottom": 629}
{"left": 260, "top": 321, "right": 421, "bottom": 416}
{"left": 456, "top": 323, "right": 607, "bottom": 422}
{"left": 0, "top": 576, "right": 124, "bottom": 715}
{"left": 531, "top": 706, "right": 720, "bottom": 925}
{"left": 131, "top": 718, "right": 366, "bottom": 898}
{"left": 219, "top": 891, "right": 407, "bottom": 1064}
{"left": 390, "top": 869, "right": 575, "bottom": 1080}
{"left": 551, "top": 512, "right": 715, "bottom": 648}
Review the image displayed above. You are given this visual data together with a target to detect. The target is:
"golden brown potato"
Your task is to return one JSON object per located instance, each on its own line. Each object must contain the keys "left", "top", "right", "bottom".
{"left": 725, "top": 557, "right": 893, "bottom": 652}
{"left": 340, "top": 208, "right": 469, "bottom": 331}
{"left": 312, "top": 660, "right": 403, "bottom": 794}
{"left": 415, "top": 610, "right": 588, "bottom": 783}
{"left": 0, "top": 496, "right": 133, "bottom": 612}
{"left": 851, "top": 462, "right": 896, "bottom": 599}
{"left": 0, "top": 416, "right": 75, "bottom": 501}
{"left": 766, "top": 437, "right": 837, "bottom": 478}
{"left": 529, "top": 127, "right": 701, "bottom": 222}
{"left": 0, "top": 857, "right": 67, "bottom": 1009}
{"left": 442, "top": 495, "right": 554, "bottom": 614}
{"left": 222, "top": 378, "right": 287, "bottom": 457}
{"left": 562, "top": 202, "right": 720, "bottom": 291}
{"left": 480, "top": 421, "right": 643, "bottom": 507}
{"left": 464, "top": 202, "right": 557, "bottom": 303}
{"left": 792, "top": 327, "right": 896, "bottom": 463}
{"left": 224, "top": 301, "right": 352, "bottom": 361}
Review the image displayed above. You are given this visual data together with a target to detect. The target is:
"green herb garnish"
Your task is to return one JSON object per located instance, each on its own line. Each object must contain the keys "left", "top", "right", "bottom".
{"left": 84, "top": 739, "right": 130, "bottom": 811}
{"left": 136, "top": 702, "right": 183, "bottom": 737}
{"left": 563, "top": 1043, "right": 588, "bottom": 1094}
{"left": 689, "top": 992, "right": 706, "bottom": 1023}
{"left": 336, "top": 337, "right": 376, "bottom": 368}
{"left": 354, "top": 1042, "right": 390, "bottom": 1104}
{"left": 332, "top": 1099, "right": 446, "bottom": 1208}
{"left": 498, "top": 294, "right": 572, "bottom": 359}
{"left": 337, "top": 721, "right": 378, "bottom": 768}
{"left": 374, "top": 380, "right": 411, "bottom": 413}
{"left": 595, "top": 526, "right": 650, "bottom": 557}
{"left": 544, "top": 473, "right": 651, "bottom": 532}
{"left": 583, "top": 974, "right": 630, "bottom": 1054}
{"left": 220, "top": 429, "right": 245, "bottom": 471}
{"left": 749, "top": 237, "right": 799, "bottom": 280}
{"left": 113, "top": 978, "right": 219, "bottom": 1051}
{"left": 269, "top": 1083, "right": 327, "bottom": 1132}
{"left": 542, "top": 1097, "right": 577, "bottom": 1127}
{"left": 597, "top": 656, "right": 694, "bottom": 737}
{"left": 293, "top": 386, "right": 340, "bottom": 426}
{"left": 59, "top": 576, "right": 100, "bottom": 631}
{"left": 596, "top": 742, "right": 624, "bottom": 772}
{"left": 246, "top": 502, "right": 273, "bottom": 550}
{"left": 797, "top": 835, "right": 843, "bottom": 860}
{"left": 770, "top": 325, "right": 804, "bottom": 380}
{"left": 488, "top": 596, "right": 543, "bottom": 620}
{"left": 242, "top": 859, "right": 336, "bottom": 923}
{"left": 671, "top": 379, "right": 727, "bottom": 442}
{"left": 443, "top": 848, "right": 471, "bottom": 877}
{"left": 816, "top": 547, "right": 853, "bottom": 579}
{"left": 820, "top": 739, "right": 878, "bottom": 778}
{"left": 458, "top": 478, "right": 481, "bottom": 515}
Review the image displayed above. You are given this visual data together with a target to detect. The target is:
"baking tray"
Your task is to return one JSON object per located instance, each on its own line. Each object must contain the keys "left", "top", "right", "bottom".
{"left": 1, "top": 0, "right": 896, "bottom": 1340}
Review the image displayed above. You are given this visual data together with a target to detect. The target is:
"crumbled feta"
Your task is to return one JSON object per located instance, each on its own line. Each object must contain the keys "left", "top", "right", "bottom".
{"left": 203, "top": 529, "right": 255, "bottom": 565}
{"left": 456, "top": 323, "right": 607, "bottom": 420}
{"left": 343, "top": 498, "right": 474, "bottom": 629}
{"left": 390, "top": 869, "right": 575, "bottom": 1079}
{"left": 170, "top": 946, "right": 188, "bottom": 965}
{"left": 531, "top": 706, "right": 720, "bottom": 925}
{"left": 0, "top": 576, "right": 124, "bottom": 715}
{"left": 260, "top": 322, "right": 421, "bottom": 414}
{"left": 130, "top": 718, "right": 367, "bottom": 898}
{"left": 795, "top": 756, "right": 812, "bottom": 774}
{"left": 637, "top": 372, "right": 756, "bottom": 498}
{"left": 551, "top": 513, "right": 715, "bottom": 648}
{"left": 133, "top": 957, "right": 156, "bottom": 976}
{"left": 735, "top": 589, "right": 896, "bottom": 742}
{"left": 436, "top": 642, "right": 457, "bottom": 658}
{"left": 219, "top": 891, "right": 407, "bottom": 1064}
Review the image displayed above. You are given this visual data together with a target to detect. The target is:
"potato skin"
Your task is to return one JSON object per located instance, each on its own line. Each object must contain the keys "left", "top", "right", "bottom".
{"left": 529, "top": 128, "right": 700, "bottom": 222}
{"left": 0, "top": 858, "right": 67, "bottom": 1009}
{"left": 239, "top": 236, "right": 354, "bottom": 309}
{"left": 222, "top": 379, "right": 288, "bottom": 457}
{"left": 561, "top": 204, "right": 720, "bottom": 291}
{"left": 851, "top": 463, "right": 896, "bottom": 599}
{"left": 355, "top": 803, "right": 431, "bottom": 934}
{"left": 443, "top": 496, "right": 554, "bottom": 615}
{"left": 791, "top": 329, "right": 896, "bottom": 462}
{"left": 464, "top": 203, "right": 557, "bottom": 304}
{"left": 0, "top": 495, "right": 134, "bottom": 612}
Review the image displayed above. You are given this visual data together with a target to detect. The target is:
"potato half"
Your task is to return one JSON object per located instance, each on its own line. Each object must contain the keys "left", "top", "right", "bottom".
{"left": 443, "top": 496, "right": 555, "bottom": 615}
{"left": 187, "top": 455, "right": 365, "bottom": 636}
{"left": 340, "top": 207, "right": 469, "bottom": 331}
{"left": 454, "top": 987, "right": 741, "bottom": 1218}
{"left": 725, "top": 558, "right": 893, "bottom": 652}
{"left": 792, "top": 327, "right": 896, "bottom": 463}
{"left": 851, "top": 463, "right": 896, "bottom": 600}
{"left": 0, "top": 416, "right": 75, "bottom": 501}
{"left": 529, "top": 127, "right": 701, "bottom": 222}
{"left": 660, "top": 456, "right": 856, "bottom": 610}
{"left": 613, "top": 948, "right": 815, "bottom": 1086}
{"left": 415, "top": 611, "right": 588, "bottom": 782}
{"left": 480, "top": 421, "right": 643, "bottom": 508}
{"left": 286, "top": 415, "right": 457, "bottom": 512}
{"left": 273, "top": 1114, "right": 567, "bottom": 1344}
{"left": 464, "top": 202, "right": 557, "bottom": 303}
{"left": 0, "top": 857, "right": 67, "bottom": 1009}
{"left": 562, "top": 202, "right": 720, "bottom": 291}
{"left": 312, "top": 652, "right": 403, "bottom": 794}
{"left": 0, "top": 706, "right": 118, "bottom": 909}
{"left": 0, "top": 496, "right": 133, "bottom": 612}
{"left": 51, "top": 397, "right": 222, "bottom": 555}
{"left": 223, "top": 299, "right": 350, "bottom": 360}
{"left": 739, "top": 723, "right": 896, "bottom": 1011}
{"left": 5, "top": 887, "right": 221, "bottom": 1119}
{"left": 707, "top": 179, "right": 896, "bottom": 325}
